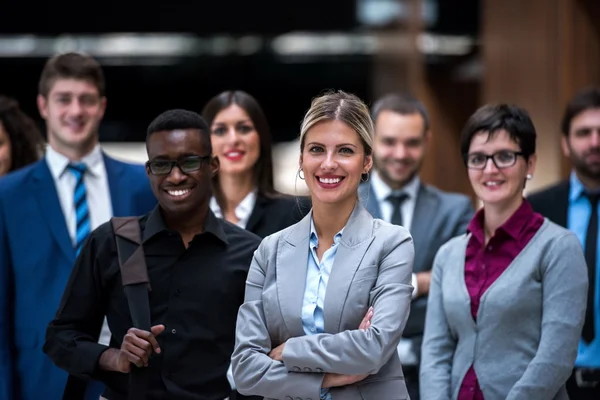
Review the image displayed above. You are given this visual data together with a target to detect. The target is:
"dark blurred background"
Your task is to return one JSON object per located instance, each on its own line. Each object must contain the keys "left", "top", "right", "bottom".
{"left": 0, "top": 0, "right": 479, "bottom": 143}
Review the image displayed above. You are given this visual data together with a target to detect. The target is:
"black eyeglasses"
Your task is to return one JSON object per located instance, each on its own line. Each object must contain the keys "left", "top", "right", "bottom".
{"left": 464, "top": 150, "right": 525, "bottom": 170}
{"left": 146, "top": 155, "right": 211, "bottom": 175}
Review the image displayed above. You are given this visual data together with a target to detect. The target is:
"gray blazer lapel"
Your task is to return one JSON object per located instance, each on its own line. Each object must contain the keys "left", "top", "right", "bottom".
{"left": 410, "top": 184, "right": 439, "bottom": 272}
{"left": 277, "top": 212, "right": 312, "bottom": 337}
{"left": 358, "top": 182, "right": 382, "bottom": 219}
{"left": 324, "top": 203, "right": 375, "bottom": 333}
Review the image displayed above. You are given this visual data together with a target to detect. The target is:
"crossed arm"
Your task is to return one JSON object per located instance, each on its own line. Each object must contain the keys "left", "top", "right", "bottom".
{"left": 231, "top": 231, "right": 414, "bottom": 399}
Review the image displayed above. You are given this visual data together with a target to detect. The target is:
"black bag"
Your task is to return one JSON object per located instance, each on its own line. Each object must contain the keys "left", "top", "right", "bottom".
{"left": 111, "top": 216, "right": 152, "bottom": 400}
{"left": 63, "top": 217, "right": 152, "bottom": 400}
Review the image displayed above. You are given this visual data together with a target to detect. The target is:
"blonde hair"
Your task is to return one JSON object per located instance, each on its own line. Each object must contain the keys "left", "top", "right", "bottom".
{"left": 299, "top": 90, "right": 374, "bottom": 155}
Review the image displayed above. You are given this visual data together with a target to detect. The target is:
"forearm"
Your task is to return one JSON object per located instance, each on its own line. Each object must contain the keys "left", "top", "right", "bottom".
{"left": 44, "top": 328, "right": 110, "bottom": 380}
{"left": 233, "top": 351, "right": 324, "bottom": 398}
{"left": 98, "top": 348, "right": 121, "bottom": 372}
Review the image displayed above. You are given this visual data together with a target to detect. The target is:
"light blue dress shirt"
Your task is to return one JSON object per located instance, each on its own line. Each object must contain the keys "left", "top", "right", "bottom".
{"left": 302, "top": 218, "right": 343, "bottom": 400}
{"left": 569, "top": 172, "right": 600, "bottom": 368}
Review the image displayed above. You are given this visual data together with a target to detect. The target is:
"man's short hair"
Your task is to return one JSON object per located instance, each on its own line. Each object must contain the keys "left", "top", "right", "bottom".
{"left": 370, "top": 93, "right": 430, "bottom": 133}
{"left": 38, "top": 52, "right": 105, "bottom": 97}
{"left": 561, "top": 87, "right": 600, "bottom": 136}
{"left": 146, "top": 109, "right": 212, "bottom": 153}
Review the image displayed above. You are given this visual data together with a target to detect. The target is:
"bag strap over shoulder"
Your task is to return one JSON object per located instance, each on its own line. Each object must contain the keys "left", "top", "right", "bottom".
{"left": 110, "top": 216, "right": 151, "bottom": 400}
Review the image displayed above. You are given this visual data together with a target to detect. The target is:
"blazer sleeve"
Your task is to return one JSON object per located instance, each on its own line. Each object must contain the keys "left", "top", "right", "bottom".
{"left": 281, "top": 227, "right": 414, "bottom": 375}
{"left": 419, "top": 242, "right": 457, "bottom": 400}
{"left": 0, "top": 196, "right": 14, "bottom": 400}
{"left": 231, "top": 236, "right": 325, "bottom": 400}
{"left": 505, "top": 232, "right": 588, "bottom": 399}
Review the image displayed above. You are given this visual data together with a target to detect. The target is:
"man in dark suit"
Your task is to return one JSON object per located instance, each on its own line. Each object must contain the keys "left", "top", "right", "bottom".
{"left": 528, "top": 87, "right": 600, "bottom": 399}
{"left": 358, "top": 93, "right": 474, "bottom": 400}
{"left": 0, "top": 53, "right": 156, "bottom": 400}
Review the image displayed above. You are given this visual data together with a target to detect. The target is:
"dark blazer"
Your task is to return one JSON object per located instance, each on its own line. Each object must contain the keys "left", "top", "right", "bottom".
{"left": 0, "top": 155, "right": 156, "bottom": 400}
{"left": 245, "top": 194, "right": 311, "bottom": 239}
{"left": 358, "top": 181, "right": 474, "bottom": 343}
{"left": 527, "top": 181, "right": 570, "bottom": 227}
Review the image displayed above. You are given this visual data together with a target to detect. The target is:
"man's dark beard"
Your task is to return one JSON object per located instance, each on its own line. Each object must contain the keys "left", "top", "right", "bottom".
{"left": 572, "top": 150, "right": 600, "bottom": 183}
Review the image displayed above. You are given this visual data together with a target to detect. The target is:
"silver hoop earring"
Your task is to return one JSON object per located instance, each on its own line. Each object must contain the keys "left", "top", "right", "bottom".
{"left": 361, "top": 171, "right": 370, "bottom": 182}
{"left": 526, "top": 174, "right": 533, "bottom": 180}
{"left": 298, "top": 169, "right": 305, "bottom": 180}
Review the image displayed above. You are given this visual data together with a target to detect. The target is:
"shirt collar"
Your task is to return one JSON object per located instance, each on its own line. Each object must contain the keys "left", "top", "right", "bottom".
{"left": 467, "top": 199, "right": 536, "bottom": 242}
{"left": 45, "top": 143, "right": 104, "bottom": 179}
{"left": 209, "top": 190, "right": 257, "bottom": 221}
{"left": 143, "top": 205, "right": 228, "bottom": 244}
{"left": 309, "top": 216, "right": 344, "bottom": 249}
{"left": 569, "top": 170, "right": 586, "bottom": 201}
{"left": 370, "top": 169, "right": 420, "bottom": 201}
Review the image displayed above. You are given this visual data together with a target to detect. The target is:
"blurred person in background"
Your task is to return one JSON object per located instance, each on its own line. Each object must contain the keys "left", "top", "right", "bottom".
{"left": 420, "top": 104, "right": 587, "bottom": 400}
{"left": 359, "top": 93, "right": 473, "bottom": 400}
{"left": 202, "top": 90, "right": 310, "bottom": 400}
{"left": 202, "top": 90, "right": 309, "bottom": 239}
{"left": 0, "top": 95, "right": 45, "bottom": 176}
{"left": 0, "top": 52, "right": 156, "bottom": 400}
{"left": 528, "top": 87, "right": 600, "bottom": 398}
{"left": 231, "top": 90, "right": 415, "bottom": 400}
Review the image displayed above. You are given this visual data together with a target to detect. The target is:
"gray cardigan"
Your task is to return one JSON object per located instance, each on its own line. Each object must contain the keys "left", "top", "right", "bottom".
{"left": 420, "top": 219, "right": 588, "bottom": 400}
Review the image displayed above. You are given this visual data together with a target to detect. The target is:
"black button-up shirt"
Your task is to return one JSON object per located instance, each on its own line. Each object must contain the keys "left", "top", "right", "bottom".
{"left": 44, "top": 206, "right": 261, "bottom": 400}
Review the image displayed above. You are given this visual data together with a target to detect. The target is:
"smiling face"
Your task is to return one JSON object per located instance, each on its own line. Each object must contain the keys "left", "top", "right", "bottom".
{"left": 146, "top": 129, "right": 219, "bottom": 219}
{"left": 467, "top": 129, "right": 535, "bottom": 208}
{"left": 562, "top": 107, "right": 600, "bottom": 184}
{"left": 37, "top": 78, "right": 105, "bottom": 158}
{"left": 300, "top": 119, "right": 372, "bottom": 207}
{"left": 373, "top": 110, "right": 429, "bottom": 189}
{"left": 210, "top": 104, "right": 261, "bottom": 178}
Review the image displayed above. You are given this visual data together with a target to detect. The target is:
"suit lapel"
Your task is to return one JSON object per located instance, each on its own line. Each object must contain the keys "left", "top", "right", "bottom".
{"left": 32, "top": 160, "right": 74, "bottom": 264}
{"left": 104, "top": 154, "right": 129, "bottom": 217}
{"left": 324, "top": 204, "right": 375, "bottom": 333}
{"left": 277, "top": 212, "right": 312, "bottom": 337}
{"left": 409, "top": 184, "right": 439, "bottom": 272}
{"left": 358, "top": 182, "right": 382, "bottom": 219}
{"left": 553, "top": 181, "right": 569, "bottom": 227}
{"left": 245, "top": 196, "right": 267, "bottom": 233}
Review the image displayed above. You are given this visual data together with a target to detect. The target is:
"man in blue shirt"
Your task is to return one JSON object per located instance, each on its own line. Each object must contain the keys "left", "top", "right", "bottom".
{"left": 529, "top": 87, "right": 600, "bottom": 399}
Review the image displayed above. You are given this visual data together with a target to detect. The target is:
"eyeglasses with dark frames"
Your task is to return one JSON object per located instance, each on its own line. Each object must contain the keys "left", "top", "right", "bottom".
{"left": 464, "top": 150, "right": 525, "bottom": 170}
{"left": 146, "top": 155, "right": 212, "bottom": 175}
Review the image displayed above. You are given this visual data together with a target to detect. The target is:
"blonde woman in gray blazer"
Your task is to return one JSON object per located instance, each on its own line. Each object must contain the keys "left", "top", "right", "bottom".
{"left": 231, "top": 91, "right": 415, "bottom": 400}
{"left": 420, "top": 105, "right": 588, "bottom": 400}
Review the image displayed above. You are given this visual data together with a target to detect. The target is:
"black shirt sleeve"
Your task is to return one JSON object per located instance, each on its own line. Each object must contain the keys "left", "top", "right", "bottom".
{"left": 43, "top": 223, "right": 115, "bottom": 381}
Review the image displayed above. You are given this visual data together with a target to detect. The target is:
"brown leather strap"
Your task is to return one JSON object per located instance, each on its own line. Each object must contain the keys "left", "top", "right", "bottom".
{"left": 111, "top": 217, "right": 150, "bottom": 289}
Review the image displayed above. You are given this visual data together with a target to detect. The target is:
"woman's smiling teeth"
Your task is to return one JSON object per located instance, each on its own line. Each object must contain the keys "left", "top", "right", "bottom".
{"left": 318, "top": 177, "right": 343, "bottom": 184}
{"left": 167, "top": 189, "right": 191, "bottom": 197}
{"left": 483, "top": 180, "right": 503, "bottom": 187}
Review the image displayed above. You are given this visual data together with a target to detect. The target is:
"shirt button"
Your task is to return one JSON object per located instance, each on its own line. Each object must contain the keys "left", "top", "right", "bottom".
{"left": 311, "top": 327, "right": 316, "bottom": 332}
{"left": 171, "top": 329, "right": 177, "bottom": 334}
{"left": 174, "top": 289, "right": 180, "bottom": 296}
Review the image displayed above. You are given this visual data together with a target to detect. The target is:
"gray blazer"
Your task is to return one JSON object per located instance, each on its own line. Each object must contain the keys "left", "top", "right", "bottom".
{"left": 231, "top": 202, "right": 415, "bottom": 400}
{"left": 420, "top": 219, "right": 588, "bottom": 400}
{"left": 358, "top": 181, "right": 474, "bottom": 339}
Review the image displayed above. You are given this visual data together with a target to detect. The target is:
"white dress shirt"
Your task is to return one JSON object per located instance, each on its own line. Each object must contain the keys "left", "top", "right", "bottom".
{"left": 210, "top": 190, "right": 257, "bottom": 229}
{"left": 46, "top": 144, "right": 113, "bottom": 346}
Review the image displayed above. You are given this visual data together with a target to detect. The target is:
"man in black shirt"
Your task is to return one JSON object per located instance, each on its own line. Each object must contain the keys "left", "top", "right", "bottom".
{"left": 44, "top": 109, "right": 261, "bottom": 399}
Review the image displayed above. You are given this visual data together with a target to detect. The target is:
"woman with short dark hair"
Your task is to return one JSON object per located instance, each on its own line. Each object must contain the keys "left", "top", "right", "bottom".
{"left": 420, "top": 104, "right": 588, "bottom": 399}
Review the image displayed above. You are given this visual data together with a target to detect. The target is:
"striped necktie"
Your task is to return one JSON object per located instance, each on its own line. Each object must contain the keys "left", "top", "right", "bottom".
{"left": 67, "top": 163, "right": 90, "bottom": 255}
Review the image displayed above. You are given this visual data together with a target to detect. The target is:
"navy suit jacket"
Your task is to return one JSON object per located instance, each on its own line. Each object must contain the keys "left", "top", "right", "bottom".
{"left": 0, "top": 154, "right": 156, "bottom": 400}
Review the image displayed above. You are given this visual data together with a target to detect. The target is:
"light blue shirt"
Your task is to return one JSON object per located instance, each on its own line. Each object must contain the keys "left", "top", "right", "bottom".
{"left": 302, "top": 218, "right": 343, "bottom": 400}
{"left": 569, "top": 172, "right": 600, "bottom": 368}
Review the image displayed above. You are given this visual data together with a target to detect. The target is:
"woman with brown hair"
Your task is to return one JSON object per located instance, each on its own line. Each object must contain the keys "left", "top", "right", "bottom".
{"left": 0, "top": 95, "right": 45, "bottom": 176}
{"left": 202, "top": 90, "right": 309, "bottom": 239}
